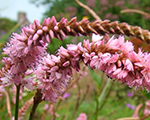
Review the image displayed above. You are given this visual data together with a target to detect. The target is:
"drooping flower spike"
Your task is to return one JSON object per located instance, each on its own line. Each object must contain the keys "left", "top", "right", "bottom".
{"left": 32, "top": 34, "right": 150, "bottom": 102}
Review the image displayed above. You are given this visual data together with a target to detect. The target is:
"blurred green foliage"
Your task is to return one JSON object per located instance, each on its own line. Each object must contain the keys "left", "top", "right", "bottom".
{"left": 0, "top": 18, "right": 17, "bottom": 32}
{"left": 0, "top": 18, "right": 18, "bottom": 68}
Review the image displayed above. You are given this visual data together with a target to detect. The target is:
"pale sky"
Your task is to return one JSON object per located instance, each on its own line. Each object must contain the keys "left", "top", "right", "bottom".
{"left": 0, "top": 0, "right": 46, "bottom": 22}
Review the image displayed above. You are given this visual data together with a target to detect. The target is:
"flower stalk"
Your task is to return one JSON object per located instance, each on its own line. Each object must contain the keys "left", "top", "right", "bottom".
{"left": 29, "top": 89, "right": 43, "bottom": 120}
{"left": 15, "top": 84, "right": 21, "bottom": 120}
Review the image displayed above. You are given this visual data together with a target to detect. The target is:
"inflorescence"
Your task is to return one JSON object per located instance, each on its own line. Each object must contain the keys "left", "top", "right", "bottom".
{"left": 1, "top": 17, "right": 150, "bottom": 102}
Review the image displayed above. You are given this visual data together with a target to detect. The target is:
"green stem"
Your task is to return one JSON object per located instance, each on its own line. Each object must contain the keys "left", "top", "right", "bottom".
{"left": 98, "top": 82, "right": 113, "bottom": 111}
{"left": 94, "top": 78, "right": 111, "bottom": 120}
{"left": 29, "top": 89, "right": 43, "bottom": 120}
{"left": 98, "top": 78, "right": 111, "bottom": 102}
{"left": 29, "top": 101, "right": 40, "bottom": 120}
{"left": 15, "top": 84, "right": 21, "bottom": 120}
{"left": 95, "top": 96, "right": 99, "bottom": 120}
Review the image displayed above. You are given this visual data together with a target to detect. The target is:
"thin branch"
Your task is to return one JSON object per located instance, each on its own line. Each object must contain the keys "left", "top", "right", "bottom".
{"left": 116, "top": 117, "right": 139, "bottom": 120}
{"left": 140, "top": 114, "right": 150, "bottom": 120}
{"left": 79, "top": 84, "right": 90, "bottom": 104}
{"left": 71, "top": 81, "right": 81, "bottom": 119}
{"left": 75, "top": 0, "right": 102, "bottom": 22}
{"left": 132, "top": 104, "right": 143, "bottom": 118}
{"left": 3, "top": 90, "right": 12, "bottom": 118}
{"left": 121, "top": 9, "right": 150, "bottom": 19}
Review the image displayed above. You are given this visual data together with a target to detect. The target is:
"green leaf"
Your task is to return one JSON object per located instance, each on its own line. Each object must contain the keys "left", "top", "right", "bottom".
{"left": 88, "top": 67, "right": 101, "bottom": 87}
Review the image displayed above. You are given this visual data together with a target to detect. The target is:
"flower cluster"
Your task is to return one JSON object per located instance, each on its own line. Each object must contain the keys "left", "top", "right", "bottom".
{"left": 84, "top": 34, "right": 150, "bottom": 91}
{"left": 0, "top": 17, "right": 92, "bottom": 86}
{"left": 76, "top": 113, "right": 87, "bottom": 120}
{"left": 1, "top": 16, "right": 150, "bottom": 103}
{"left": 34, "top": 53, "right": 73, "bottom": 102}
{"left": 32, "top": 34, "right": 150, "bottom": 102}
{"left": 1, "top": 16, "right": 150, "bottom": 86}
